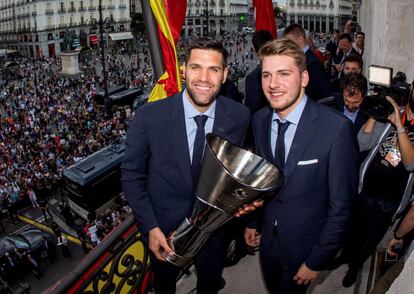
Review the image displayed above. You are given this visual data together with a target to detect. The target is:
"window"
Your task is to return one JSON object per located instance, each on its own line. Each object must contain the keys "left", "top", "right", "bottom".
{"left": 47, "top": 16, "right": 52, "bottom": 26}
{"left": 81, "top": 15, "right": 84, "bottom": 24}
{"left": 60, "top": 2, "right": 64, "bottom": 10}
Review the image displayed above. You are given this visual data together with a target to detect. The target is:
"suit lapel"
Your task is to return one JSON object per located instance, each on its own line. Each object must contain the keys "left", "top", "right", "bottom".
{"left": 282, "top": 99, "right": 317, "bottom": 187}
{"left": 168, "top": 93, "right": 193, "bottom": 192}
{"left": 261, "top": 107, "right": 274, "bottom": 162}
{"left": 212, "top": 96, "right": 232, "bottom": 139}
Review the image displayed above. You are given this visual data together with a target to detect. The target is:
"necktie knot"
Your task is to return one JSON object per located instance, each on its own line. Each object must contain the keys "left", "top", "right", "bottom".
{"left": 276, "top": 119, "right": 290, "bottom": 136}
{"left": 194, "top": 115, "right": 208, "bottom": 129}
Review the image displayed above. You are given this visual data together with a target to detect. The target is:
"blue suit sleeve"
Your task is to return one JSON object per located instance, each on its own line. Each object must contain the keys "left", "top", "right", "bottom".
{"left": 305, "top": 120, "right": 359, "bottom": 270}
{"left": 121, "top": 109, "right": 159, "bottom": 233}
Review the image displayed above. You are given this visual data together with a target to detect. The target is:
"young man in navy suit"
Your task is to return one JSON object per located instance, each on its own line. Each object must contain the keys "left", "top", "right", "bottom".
{"left": 244, "top": 38, "right": 359, "bottom": 293}
{"left": 121, "top": 38, "right": 250, "bottom": 294}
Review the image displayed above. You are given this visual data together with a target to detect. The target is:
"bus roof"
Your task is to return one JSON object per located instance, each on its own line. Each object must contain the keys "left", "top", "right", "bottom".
{"left": 62, "top": 142, "right": 125, "bottom": 186}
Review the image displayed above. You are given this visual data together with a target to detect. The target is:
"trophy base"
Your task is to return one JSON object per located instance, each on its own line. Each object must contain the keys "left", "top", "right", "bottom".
{"left": 160, "top": 250, "right": 193, "bottom": 267}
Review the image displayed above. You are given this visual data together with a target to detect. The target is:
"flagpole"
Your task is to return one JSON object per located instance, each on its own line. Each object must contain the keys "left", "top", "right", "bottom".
{"left": 140, "top": 0, "right": 165, "bottom": 80}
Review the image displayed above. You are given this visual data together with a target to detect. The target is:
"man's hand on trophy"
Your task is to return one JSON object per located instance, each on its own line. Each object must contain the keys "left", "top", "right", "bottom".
{"left": 234, "top": 199, "right": 264, "bottom": 217}
{"left": 149, "top": 227, "right": 174, "bottom": 261}
{"left": 244, "top": 227, "right": 261, "bottom": 247}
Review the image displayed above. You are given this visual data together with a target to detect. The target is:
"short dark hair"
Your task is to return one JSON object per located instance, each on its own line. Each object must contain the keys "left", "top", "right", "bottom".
{"left": 338, "top": 33, "right": 352, "bottom": 43}
{"left": 283, "top": 23, "right": 306, "bottom": 39}
{"left": 252, "top": 30, "right": 273, "bottom": 53}
{"left": 344, "top": 54, "right": 363, "bottom": 69}
{"left": 356, "top": 31, "right": 365, "bottom": 38}
{"left": 185, "top": 37, "right": 229, "bottom": 67}
{"left": 340, "top": 72, "right": 368, "bottom": 96}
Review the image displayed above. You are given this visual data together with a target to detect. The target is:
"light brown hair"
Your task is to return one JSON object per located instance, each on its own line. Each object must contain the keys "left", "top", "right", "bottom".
{"left": 258, "top": 38, "right": 307, "bottom": 73}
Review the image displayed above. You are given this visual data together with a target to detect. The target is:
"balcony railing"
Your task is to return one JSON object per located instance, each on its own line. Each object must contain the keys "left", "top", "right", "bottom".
{"left": 44, "top": 24, "right": 56, "bottom": 30}
{"left": 88, "top": 5, "right": 96, "bottom": 10}
{"left": 32, "top": 11, "right": 37, "bottom": 16}
{"left": 119, "top": 4, "right": 126, "bottom": 9}
{"left": 46, "top": 216, "right": 153, "bottom": 294}
{"left": 68, "top": 7, "right": 76, "bottom": 12}
{"left": 107, "top": 4, "right": 115, "bottom": 9}
{"left": 45, "top": 9, "right": 54, "bottom": 14}
{"left": 79, "top": 6, "right": 86, "bottom": 11}
{"left": 58, "top": 8, "right": 66, "bottom": 13}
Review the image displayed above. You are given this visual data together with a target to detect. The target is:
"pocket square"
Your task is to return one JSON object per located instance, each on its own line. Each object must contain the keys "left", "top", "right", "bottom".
{"left": 298, "top": 159, "right": 318, "bottom": 165}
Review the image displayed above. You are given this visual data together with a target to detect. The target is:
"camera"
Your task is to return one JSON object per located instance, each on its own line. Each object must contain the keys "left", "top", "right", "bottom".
{"left": 365, "top": 65, "right": 411, "bottom": 122}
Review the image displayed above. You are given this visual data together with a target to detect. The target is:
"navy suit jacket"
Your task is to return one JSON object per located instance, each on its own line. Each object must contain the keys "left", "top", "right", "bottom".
{"left": 121, "top": 93, "right": 250, "bottom": 235}
{"left": 305, "top": 50, "right": 333, "bottom": 101}
{"left": 244, "top": 65, "right": 268, "bottom": 114}
{"left": 333, "top": 47, "right": 360, "bottom": 66}
{"left": 252, "top": 98, "right": 358, "bottom": 271}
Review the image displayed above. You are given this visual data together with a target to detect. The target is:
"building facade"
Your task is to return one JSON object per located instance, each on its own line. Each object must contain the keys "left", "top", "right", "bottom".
{"left": 286, "top": 0, "right": 353, "bottom": 33}
{"left": 0, "top": 0, "right": 131, "bottom": 58}
{"left": 183, "top": 0, "right": 251, "bottom": 38}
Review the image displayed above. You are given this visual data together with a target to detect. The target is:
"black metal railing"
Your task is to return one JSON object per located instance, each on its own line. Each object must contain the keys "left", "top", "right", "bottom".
{"left": 46, "top": 216, "right": 153, "bottom": 294}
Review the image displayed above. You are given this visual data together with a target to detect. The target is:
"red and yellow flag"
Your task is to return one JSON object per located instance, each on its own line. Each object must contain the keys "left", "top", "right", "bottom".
{"left": 253, "top": 0, "right": 277, "bottom": 38}
{"left": 148, "top": 0, "right": 186, "bottom": 102}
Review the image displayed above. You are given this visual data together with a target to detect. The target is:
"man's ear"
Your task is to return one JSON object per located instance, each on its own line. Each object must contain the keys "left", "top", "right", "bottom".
{"left": 222, "top": 67, "right": 229, "bottom": 84}
{"left": 182, "top": 63, "right": 187, "bottom": 79}
{"left": 301, "top": 70, "right": 309, "bottom": 88}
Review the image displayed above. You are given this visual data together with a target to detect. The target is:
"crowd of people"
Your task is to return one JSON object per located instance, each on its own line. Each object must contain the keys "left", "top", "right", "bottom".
{"left": 0, "top": 50, "right": 143, "bottom": 223}
{"left": 0, "top": 20, "right": 413, "bottom": 293}
{"left": 82, "top": 194, "right": 132, "bottom": 247}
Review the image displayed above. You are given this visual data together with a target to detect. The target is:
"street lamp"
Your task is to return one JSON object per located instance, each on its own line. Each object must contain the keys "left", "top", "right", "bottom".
{"left": 94, "top": 0, "right": 111, "bottom": 116}
{"left": 204, "top": 0, "right": 209, "bottom": 36}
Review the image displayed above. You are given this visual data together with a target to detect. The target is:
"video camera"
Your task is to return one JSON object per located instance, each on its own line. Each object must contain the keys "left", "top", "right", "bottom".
{"left": 365, "top": 65, "right": 411, "bottom": 121}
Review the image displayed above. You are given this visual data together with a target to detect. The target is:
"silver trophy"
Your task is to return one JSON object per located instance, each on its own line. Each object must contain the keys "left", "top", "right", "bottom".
{"left": 161, "top": 134, "right": 283, "bottom": 266}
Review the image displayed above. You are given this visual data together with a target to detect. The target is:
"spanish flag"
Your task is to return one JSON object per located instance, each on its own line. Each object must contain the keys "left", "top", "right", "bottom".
{"left": 253, "top": 0, "right": 277, "bottom": 38}
{"left": 148, "top": 0, "right": 186, "bottom": 102}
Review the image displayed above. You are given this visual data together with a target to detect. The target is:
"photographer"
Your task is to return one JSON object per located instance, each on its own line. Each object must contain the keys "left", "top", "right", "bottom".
{"left": 332, "top": 86, "right": 414, "bottom": 287}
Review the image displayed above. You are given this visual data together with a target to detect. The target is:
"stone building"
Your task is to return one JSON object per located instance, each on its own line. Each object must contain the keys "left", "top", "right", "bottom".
{"left": 286, "top": 0, "right": 353, "bottom": 33}
{"left": 0, "top": 0, "right": 131, "bottom": 58}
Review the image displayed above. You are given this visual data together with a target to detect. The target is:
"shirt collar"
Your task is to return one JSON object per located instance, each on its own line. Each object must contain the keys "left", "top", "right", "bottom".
{"left": 303, "top": 45, "right": 310, "bottom": 53}
{"left": 273, "top": 95, "right": 308, "bottom": 126}
{"left": 182, "top": 90, "right": 216, "bottom": 120}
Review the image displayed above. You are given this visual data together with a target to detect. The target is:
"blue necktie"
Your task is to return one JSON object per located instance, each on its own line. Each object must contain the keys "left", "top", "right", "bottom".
{"left": 192, "top": 115, "right": 208, "bottom": 190}
{"left": 274, "top": 119, "right": 290, "bottom": 170}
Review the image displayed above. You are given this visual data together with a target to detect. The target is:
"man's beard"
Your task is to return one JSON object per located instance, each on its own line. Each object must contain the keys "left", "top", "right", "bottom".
{"left": 186, "top": 84, "right": 221, "bottom": 108}
{"left": 273, "top": 83, "right": 302, "bottom": 113}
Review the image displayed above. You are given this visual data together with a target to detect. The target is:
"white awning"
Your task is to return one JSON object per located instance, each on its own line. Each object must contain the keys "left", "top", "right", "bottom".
{"left": 108, "top": 32, "right": 133, "bottom": 41}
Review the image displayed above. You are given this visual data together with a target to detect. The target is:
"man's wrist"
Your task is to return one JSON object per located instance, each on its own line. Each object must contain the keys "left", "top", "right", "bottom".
{"left": 397, "top": 128, "right": 406, "bottom": 134}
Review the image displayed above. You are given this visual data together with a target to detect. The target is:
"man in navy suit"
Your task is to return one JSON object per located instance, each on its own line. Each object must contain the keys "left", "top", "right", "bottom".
{"left": 332, "top": 33, "right": 360, "bottom": 78}
{"left": 244, "top": 38, "right": 359, "bottom": 293}
{"left": 244, "top": 30, "right": 274, "bottom": 115}
{"left": 335, "top": 72, "right": 369, "bottom": 134}
{"left": 284, "top": 23, "right": 333, "bottom": 101}
{"left": 122, "top": 37, "right": 250, "bottom": 294}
